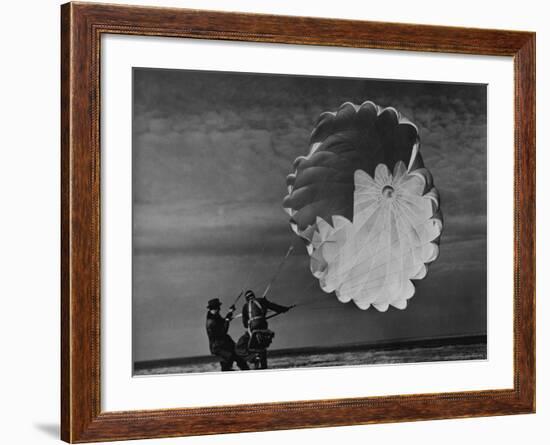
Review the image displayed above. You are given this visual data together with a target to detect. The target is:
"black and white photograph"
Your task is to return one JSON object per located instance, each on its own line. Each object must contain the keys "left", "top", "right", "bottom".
{"left": 132, "top": 68, "right": 487, "bottom": 376}
{"left": 2, "top": 0, "right": 543, "bottom": 443}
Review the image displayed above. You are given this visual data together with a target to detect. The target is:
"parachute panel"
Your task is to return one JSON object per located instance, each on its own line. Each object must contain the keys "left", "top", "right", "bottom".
{"left": 283, "top": 100, "right": 443, "bottom": 311}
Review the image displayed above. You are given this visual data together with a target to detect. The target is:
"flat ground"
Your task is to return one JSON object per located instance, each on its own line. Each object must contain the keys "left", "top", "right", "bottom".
{"left": 134, "top": 338, "right": 487, "bottom": 376}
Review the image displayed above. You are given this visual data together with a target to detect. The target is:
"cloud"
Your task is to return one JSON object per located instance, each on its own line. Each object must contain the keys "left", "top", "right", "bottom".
{"left": 132, "top": 68, "right": 488, "bottom": 361}
{"left": 134, "top": 201, "right": 294, "bottom": 255}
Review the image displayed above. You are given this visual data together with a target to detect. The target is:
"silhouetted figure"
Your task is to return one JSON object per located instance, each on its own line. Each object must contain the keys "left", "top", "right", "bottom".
{"left": 205, "top": 298, "right": 249, "bottom": 371}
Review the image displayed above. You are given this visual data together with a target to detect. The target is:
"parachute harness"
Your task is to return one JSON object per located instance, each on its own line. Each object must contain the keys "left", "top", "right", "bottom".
{"left": 247, "top": 299, "right": 264, "bottom": 335}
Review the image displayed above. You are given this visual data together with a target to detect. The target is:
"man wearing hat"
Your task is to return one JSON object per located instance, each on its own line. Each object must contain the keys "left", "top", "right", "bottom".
{"left": 205, "top": 298, "right": 249, "bottom": 371}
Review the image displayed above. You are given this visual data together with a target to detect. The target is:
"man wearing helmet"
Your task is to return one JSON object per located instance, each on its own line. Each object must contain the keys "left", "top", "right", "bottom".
{"left": 205, "top": 298, "right": 249, "bottom": 371}
{"left": 239, "top": 290, "right": 291, "bottom": 369}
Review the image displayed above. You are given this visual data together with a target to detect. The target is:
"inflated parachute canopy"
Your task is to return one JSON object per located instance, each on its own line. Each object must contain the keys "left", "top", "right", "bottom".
{"left": 283, "top": 101, "right": 443, "bottom": 311}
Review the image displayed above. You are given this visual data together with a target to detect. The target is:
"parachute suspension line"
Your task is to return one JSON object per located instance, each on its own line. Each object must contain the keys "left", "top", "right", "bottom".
{"left": 243, "top": 240, "right": 298, "bottom": 299}
{"left": 261, "top": 245, "right": 295, "bottom": 299}
{"left": 231, "top": 290, "right": 244, "bottom": 308}
{"left": 235, "top": 239, "right": 270, "bottom": 305}
{"left": 265, "top": 306, "right": 296, "bottom": 321}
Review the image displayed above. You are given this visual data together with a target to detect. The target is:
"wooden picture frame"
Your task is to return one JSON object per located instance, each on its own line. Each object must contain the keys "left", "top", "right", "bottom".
{"left": 61, "top": 2, "right": 535, "bottom": 442}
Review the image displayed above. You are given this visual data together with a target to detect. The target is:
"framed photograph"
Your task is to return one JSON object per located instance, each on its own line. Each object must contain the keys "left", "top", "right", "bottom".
{"left": 61, "top": 2, "right": 535, "bottom": 442}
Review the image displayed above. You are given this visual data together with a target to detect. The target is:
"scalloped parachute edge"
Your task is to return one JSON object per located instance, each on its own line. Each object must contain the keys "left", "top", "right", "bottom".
{"left": 307, "top": 162, "right": 443, "bottom": 311}
{"left": 282, "top": 100, "right": 443, "bottom": 311}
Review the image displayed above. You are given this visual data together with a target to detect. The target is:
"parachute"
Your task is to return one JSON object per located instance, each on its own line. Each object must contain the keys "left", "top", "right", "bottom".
{"left": 283, "top": 101, "right": 443, "bottom": 311}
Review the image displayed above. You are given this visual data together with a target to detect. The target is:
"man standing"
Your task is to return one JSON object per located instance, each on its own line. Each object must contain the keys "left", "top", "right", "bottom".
{"left": 240, "top": 290, "right": 291, "bottom": 369}
{"left": 205, "top": 298, "right": 249, "bottom": 371}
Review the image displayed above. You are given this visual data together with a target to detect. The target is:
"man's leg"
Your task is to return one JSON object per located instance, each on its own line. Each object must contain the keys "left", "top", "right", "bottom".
{"left": 220, "top": 360, "right": 233, "bottom": 371}
{"left": 259, "top": 350, "right": 268, "bottom": 369}
{"left": 217, "top": 350, "right": 234, "bottom": 371}
{"left": 234, "top": 354, "right": 250, "bottom": 370}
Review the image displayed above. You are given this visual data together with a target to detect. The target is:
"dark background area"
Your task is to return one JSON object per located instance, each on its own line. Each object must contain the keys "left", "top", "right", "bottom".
{"left": 132, "top": 68, "right": 487, "bottom": 362}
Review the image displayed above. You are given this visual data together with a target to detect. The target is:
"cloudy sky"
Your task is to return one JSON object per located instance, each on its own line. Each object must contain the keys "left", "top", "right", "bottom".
{"left": 132, "top": 68, "right": 487, "bottom": 362}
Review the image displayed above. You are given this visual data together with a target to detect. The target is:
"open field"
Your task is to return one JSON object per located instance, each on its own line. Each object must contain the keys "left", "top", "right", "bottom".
{"left": 134, "top": 335, "right": 487, "bottom": 376}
